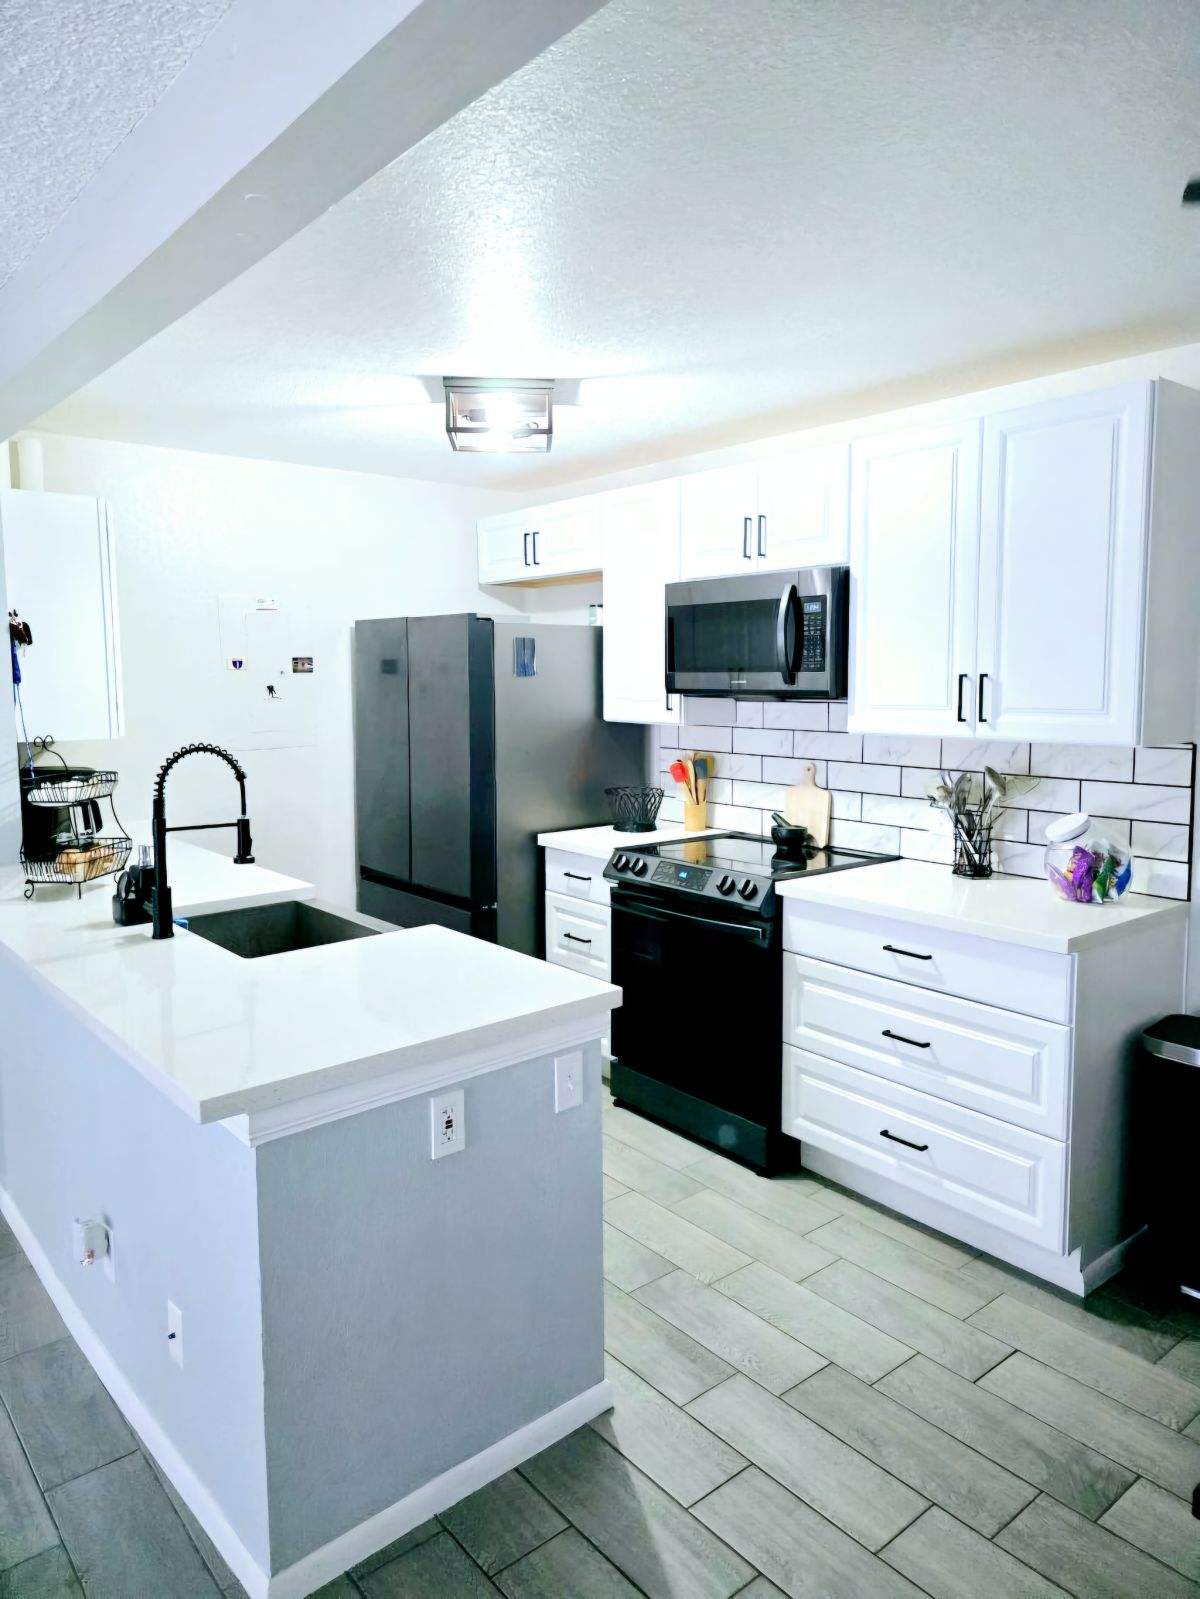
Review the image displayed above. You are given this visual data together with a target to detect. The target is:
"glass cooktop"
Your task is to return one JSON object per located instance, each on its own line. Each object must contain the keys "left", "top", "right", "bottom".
{"left": 644, "top": 831, "right": 896, "bottom": 880}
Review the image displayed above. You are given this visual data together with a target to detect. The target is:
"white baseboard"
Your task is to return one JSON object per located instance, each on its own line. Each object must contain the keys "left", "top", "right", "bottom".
{"left": 801, "top": 1148, "right": 1136, "bottom": 1298}
{"left": 0, "top": 1182, "right": 612, "bottom": 1599}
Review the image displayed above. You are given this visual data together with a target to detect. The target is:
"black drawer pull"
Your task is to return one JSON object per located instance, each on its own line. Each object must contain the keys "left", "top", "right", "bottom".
{"left": 880, "top": 1128, "right": 929, "bottom": 1152}
{"left": 883, "top": 943, "right": 932, "bottom": 961}
{"left": 563, "top": 932, "right": 592, "bottom": 944}
{"left": 882, "top": 1029, "right": 931, "bottom": 1049}
{"left": 563, "top": 872, "right": 592, "bottom": 882}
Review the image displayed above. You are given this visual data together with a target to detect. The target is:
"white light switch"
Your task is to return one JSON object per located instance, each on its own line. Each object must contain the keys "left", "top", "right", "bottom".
{"left": 431, "top": 1089, "right": 466, "bottom": 1159}
{"left": 554, "top": 1051, "right": 584, "bottom": 1113}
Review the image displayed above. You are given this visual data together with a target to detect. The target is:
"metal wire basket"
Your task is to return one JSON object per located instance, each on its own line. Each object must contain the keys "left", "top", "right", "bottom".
{"left": 604, "top": 786, "right": 664, "bottom": 834}
{"left": 23, "top": 770, "right": 119, "bottom": 807}
{"left": 21, "top": 838, "right": 132, "bottom": 895}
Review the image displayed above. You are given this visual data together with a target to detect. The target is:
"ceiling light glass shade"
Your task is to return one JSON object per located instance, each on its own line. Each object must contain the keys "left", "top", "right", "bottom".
{"left": 444, "top": 378, "right": 554, "bottom": 452}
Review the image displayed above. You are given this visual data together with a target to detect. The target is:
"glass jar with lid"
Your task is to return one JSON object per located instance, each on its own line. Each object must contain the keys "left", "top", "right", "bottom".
{"left": 1043, "top": 812, "right": 1132, "bottom": 903}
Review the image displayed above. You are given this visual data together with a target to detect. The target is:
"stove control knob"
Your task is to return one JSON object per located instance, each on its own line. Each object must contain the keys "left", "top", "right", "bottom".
{"left": 613, "top": 854, "right": 629, "bottom": 871}
{"left": 738, "top": 878, "right": 759, "bottom": 900}
{"left": 629, "top": 857, "right": 649, "bottom": 877}
{"left": 716, "top": 874, "right": 736, "bottom": 895}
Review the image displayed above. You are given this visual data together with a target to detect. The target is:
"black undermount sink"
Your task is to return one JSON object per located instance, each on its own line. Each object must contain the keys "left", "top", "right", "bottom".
{"left": 183, "top": 898, "right": 391, "bottom": 959}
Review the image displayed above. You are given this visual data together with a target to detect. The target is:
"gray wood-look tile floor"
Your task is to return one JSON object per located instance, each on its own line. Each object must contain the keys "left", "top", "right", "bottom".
{"left": 2, "top": 1095, "right": 1199, "bottom": 1596}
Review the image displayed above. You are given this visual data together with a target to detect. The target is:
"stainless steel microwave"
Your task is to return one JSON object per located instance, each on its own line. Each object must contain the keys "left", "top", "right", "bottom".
{"left": 665, "top": 566, "right": 849, "bottom": 699}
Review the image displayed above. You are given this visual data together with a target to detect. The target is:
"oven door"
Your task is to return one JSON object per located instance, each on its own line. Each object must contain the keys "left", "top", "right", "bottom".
{"left": 665, "top": 566, "right": 847, "bottom": 698}
{"left": 610, "top": 892, "right": 790, "bottom": 1169}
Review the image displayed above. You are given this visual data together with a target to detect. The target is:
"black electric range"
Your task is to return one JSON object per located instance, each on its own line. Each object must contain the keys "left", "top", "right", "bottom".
{"left": 604, "top": 830, "right": 897, "bottom": 1173}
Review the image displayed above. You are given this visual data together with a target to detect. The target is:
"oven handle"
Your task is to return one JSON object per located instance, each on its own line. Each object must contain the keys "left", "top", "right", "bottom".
{"left": 613, "top": 895, "right": 772, "bottom": 945}
{"left": 776, "top": 583, "right": 800, "bottom": 685}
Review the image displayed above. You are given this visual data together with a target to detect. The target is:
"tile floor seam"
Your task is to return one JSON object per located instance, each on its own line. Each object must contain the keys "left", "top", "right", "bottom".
{"left": 510, "top": 1452, "right": 661, "bottom": 1597}
{"left": 0, "top": 1376, "right": 85, "bottom": 1586}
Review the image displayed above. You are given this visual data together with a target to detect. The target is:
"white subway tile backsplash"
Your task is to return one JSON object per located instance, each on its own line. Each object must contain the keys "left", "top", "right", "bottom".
{"left": 733, "top": 727, "right": 793, "bottom": 756}
{"left": 682, "top": 696, "right": 736, "bottom": 726}
{"left": 1132, "top": 820, "right": 1189, "bottom": 861}
{"left": 1080, "top": 781, "right": 1193, "bottom": 824}
{"left": 763, "top": 702, "right": 829, "bottom": 731}
{"left": 643, "top": 702, "right": 1191, "bottom": 900}
{"left": 940, "top": 739, "right": 1031, "bottom": 774}
{"left": 1030, "top": 744, "right": 1134, "bottom": 781}
{"left": 792, "top": 730, "right": 865, "bottom": 761}
{"left": 827, "top": 762, "right": 902, "bottom": 795}
{"left": 1134, "top": 746, "right": 1193, "bottom": 786}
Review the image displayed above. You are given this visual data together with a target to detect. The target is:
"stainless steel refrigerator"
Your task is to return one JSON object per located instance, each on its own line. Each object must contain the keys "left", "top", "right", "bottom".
{"left": 353, "top": 614, "right": 644, "bottom": 954}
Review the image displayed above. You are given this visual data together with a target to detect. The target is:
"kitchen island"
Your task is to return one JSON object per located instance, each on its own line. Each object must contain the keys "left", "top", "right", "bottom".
{"left": 0, "top": 843, "right": 618, "bottom": 1598}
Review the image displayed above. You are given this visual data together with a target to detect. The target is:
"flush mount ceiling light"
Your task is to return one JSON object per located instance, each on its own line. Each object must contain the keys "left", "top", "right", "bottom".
{"left": 443, "top": 377, "right": 554, "bottom": 453}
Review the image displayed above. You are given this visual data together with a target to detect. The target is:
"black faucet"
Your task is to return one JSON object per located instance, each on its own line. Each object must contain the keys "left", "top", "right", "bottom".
{"left": 147, "top": 744, "right": 254, "bottom": 938}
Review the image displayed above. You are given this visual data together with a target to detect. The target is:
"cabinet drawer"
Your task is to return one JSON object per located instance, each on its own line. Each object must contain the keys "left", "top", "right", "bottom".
{"left": 545, "top": 849, "right": 611, "bottom": 906}
{"left": 784, "top": 955, "right": 1070, "bottom": 1139}
{"left": 783, "top": 1046, "right": 1067, "bottom": 1252}
{"left": 783, "top": 901, "right": 1072, "bottom": 1023}
{"left": 545, "top": 891, "right": 610, "bottom": 976}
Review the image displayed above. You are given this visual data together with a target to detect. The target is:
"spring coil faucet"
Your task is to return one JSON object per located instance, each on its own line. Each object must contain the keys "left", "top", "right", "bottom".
{"left": 148, "top": 743, "right": 255, "bottom": 939}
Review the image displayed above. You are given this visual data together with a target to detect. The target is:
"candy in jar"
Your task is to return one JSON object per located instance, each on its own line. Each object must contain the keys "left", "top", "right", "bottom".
{"left": 1043, "top": 813, "right": 1132, "bottom": 903}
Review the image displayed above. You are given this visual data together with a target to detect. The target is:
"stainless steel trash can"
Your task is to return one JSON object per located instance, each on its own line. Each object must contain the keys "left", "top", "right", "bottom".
{"left": 1138, "top": 1014, "right": 1200, "bottom": 1302}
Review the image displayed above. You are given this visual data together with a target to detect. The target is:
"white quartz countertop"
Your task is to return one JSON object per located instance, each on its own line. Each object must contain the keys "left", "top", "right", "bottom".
{"left": 538, "top": 822, "right": 720, "bottom": 860}
{"left": 0, "top": 842, "right": 618, "bottom": 1123}
{"left": 777, "top": 857, "right": 1186, "bottom": 953}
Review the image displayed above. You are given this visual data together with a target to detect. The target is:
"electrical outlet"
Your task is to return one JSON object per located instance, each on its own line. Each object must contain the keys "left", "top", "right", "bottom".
{"left": 430, "top": 1089, "right": 465, "bottom": 1159}
{"left": 554, "top": 1051, "right": 584, "bottom": 1113}
{"left": 166, "top": 1300, "right": 183, "bottom": 1367}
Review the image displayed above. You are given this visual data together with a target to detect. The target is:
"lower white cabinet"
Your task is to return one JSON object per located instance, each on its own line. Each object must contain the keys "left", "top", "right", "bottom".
{"left": 782, "top": 897, "right": 1185, "bottom": 1293}
{"left": 543, "top": 847, "right": 613, "bottom": 1052}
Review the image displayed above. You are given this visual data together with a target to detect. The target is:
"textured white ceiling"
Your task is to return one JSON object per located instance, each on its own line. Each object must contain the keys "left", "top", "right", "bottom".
{"left": 0, "top": 0, "right": 235, "bottom": 290}
{"left": 35, "top": 0, "right": 1200, "bottom": 488}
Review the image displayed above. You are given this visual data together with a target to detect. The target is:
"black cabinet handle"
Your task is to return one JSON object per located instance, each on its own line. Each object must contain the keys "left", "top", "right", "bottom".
{"left": 882, "top": 1028, "right": 931, "bottom": 1049}
{"left": 880, "top": 1129, "right": 929, "bottom": 1152}
{"left": 757, "top": 514, "right": 767, "bottom": 558}
{"left": 563, "top": 872, "right": 592, "bottom": 882}
{"left": 531, "top": 529, "right": 540, "bottom": 566}
{"left": 743, "top": 516, "right": 753, "bottom": 559}
{"left": 563, "top": 932, "right": 592, "bottom": 944}
{"left": 956, "top": 672, "right": 969, "bottom": 723}
{"left": 523, "top": 531, "right": 531, "bottom": 567}
{"left": 978, "top": 672, "right": 988, "bottom": 723}
{"left": 882, "top": 943, "right": 933, "bottom": 961}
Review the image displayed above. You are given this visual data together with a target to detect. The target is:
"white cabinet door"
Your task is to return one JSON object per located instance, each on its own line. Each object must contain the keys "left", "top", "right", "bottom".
{"left": 976, "top": 382, "right": 1151, "bottom": 745}
{"left": 478, "top": 511, "right": 533, "bottom": 583}
{"left": 1, "top": 491, "right": 123, "bottom": 740}
{"left": 601, "top": 480, "right": 681, "bottom": 724}
{"left": 679, "top": 463, "right": 757, "bottom": 578}
{"left": 755, "top": 444, "right": 850, "bottom": 570}
{"left": 528, "top": 500, "right": 602, "bottom": 578}
{"left": 848, "top": 421, "right": 982, "bottom": 736}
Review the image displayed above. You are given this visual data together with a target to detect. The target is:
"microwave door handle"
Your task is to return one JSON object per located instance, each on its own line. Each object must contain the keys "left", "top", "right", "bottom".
{"left": 776, "top": 583, "right": 800, "bottom": 684}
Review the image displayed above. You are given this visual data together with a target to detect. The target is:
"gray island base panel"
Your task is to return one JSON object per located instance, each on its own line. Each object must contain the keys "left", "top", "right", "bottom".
{"left": 0, "top": 849, "right": 615, "bottom": 1599}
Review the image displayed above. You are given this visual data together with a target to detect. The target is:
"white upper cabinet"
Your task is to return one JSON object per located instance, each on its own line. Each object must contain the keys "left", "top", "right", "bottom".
{"left": 601, "top": 480, "right": 681, "bottom": 725}
{"left": 0, "top": 490, "right": 123, "bottom": 741}
{"left": 848, "top": 421, "right": 982, "bottom": 737}
{"left": 976, "top": 383, "right": 1150, "bottom": 745}
{"left": 678, "top": 448, "right": 850, "bottom": 578}
{"left": 678, "top": 463, "right": 758, "bottom": 577}
{"left": 755, "top": 444, "right": 850, "bottom": 571}
{"left": 477, "top": 500, "right": 602, "bottom": 584}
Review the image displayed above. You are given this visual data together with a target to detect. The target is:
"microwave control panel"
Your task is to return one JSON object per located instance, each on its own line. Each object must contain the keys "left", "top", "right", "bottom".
{"left": 799, "top": 596, "right": 827, "bottom": 674}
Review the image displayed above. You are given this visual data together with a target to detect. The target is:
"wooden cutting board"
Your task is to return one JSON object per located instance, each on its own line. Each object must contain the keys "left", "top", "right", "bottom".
{"left": 785, "top": 761, "right": 832, "bottom": 846}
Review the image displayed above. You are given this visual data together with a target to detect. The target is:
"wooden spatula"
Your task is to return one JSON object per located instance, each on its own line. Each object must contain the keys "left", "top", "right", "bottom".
{"left": 784, "top": 761, "right": 832, "bottom": 847}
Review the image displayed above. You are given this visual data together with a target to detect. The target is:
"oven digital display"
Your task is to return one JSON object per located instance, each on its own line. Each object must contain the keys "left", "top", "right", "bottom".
{"left": 652, "top": 862, "right": 712, "bottom": 888}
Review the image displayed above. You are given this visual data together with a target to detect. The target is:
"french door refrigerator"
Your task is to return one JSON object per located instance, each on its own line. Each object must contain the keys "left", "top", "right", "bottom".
{"left": 353, "top": 614, "right": 643, "bottom": 954}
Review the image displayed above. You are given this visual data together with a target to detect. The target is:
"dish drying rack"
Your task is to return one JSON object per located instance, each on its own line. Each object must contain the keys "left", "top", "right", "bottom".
{"left": 20, "top": 762, "right": 131, "bottom": 899}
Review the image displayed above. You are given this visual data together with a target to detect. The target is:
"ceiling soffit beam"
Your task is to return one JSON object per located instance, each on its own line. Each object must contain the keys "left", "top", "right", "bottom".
{"left": 0, "top": 0, "right": 609, "bottom": 440}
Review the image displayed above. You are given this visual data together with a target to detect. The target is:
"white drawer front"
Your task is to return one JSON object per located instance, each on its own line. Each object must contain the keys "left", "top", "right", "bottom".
{"left": 783, "top": 901, "right": 1072, "bottom": 1023}
{"left": 545, "top": 891, "right": 611, "bottom": 976}
{"left": 546, "top": 848, "right": 611, "bottom": 906}
{"left": 784, "top": 955, "right": 1070, "bottom": 1139}
{"left": 783, "top": 1046, "right": 1067, "bottom": 1252}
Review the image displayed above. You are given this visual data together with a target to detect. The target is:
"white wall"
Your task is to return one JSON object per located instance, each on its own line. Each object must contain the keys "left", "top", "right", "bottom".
{"left": 25, "top": 434, "right": 547, "bottom": 902}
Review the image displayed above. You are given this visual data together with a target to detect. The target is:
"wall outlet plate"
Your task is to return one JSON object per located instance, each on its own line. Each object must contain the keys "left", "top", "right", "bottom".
{"left": 554, "top": 1051, "right": 584, "bottom": 1113}
{"left": 430, "top": 1089, "right": 466, "bottom": 1159}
